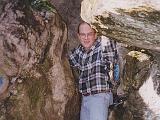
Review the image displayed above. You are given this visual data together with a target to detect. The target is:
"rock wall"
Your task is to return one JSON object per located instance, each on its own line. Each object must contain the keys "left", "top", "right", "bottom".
{"left": 50, "top": 0, "right": 82, "bottom": 50}
{"left": 1, "top": 0, "right": 159, "bottom": 119}
{"left": 81, "top": 0, "right": 160, "bottom": 52}
{"left": 0, "top": 0, "right": 79, "bottom": 120}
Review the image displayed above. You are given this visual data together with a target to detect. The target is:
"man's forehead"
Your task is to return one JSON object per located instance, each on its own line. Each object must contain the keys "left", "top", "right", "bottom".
{"left": 79, "top": 22, "right": 91, "bottom": 28}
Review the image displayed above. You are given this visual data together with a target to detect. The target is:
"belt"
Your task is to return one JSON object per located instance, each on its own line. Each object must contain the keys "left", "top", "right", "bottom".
{"left": 82, "top": 89, "right": 111, "bottom": 96}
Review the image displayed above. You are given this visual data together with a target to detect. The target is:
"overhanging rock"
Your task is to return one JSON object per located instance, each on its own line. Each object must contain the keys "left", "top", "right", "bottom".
{"left": 81, "top": 0, "right": 160, "bottom": 52}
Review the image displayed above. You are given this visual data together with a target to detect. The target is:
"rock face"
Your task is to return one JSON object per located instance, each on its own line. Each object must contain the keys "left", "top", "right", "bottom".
{"left": 81, "top": 0, "right": 160, "bottom": 52}
{"left": 0, "top": 0, "right": 79, "bottom": 120}
{"left": 50, "top": 0, "right": 82, "bottom": 50}
{"left": 108, "top": 50, "right": 152, "bottom": 120}
{"left": 0, "top": 0, "right": 159, "bottom": 119}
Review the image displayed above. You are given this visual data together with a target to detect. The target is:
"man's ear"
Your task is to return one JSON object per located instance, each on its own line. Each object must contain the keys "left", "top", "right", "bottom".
{"left": 94, "top": 32, "right": 97, "bottom": 39}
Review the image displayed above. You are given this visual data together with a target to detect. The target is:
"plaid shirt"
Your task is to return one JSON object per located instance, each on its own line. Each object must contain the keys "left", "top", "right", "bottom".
{"left": 69, "top": 37, "right": 117, "bottom": 95}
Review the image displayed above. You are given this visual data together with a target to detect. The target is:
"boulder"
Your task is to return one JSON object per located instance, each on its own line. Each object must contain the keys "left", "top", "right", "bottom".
{"left": 81, "top": 0, "right": 160, "bottom": 52}
{"left": 0, "top": 0, "right": 79, "bottom": 119}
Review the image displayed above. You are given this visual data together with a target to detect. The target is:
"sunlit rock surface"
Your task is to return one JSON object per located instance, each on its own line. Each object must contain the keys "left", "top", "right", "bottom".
{"left": 109, "top": 51, "right": 152, "bottom": 120}
{"left": 126, "top": 52, "right": 152, "bottom": 119}
{"left": 81, "top": 0, "right": 160, "bottom": 52}
{"left": 139, "top": 73, "right": 160, "bottom": 119}
{"left": 0, "top": 0, "right": 79, "bottom": 120}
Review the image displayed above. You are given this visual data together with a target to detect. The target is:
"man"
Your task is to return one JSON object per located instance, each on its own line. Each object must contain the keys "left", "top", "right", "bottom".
{"left": 68, "top": 22, "right": 118, "bottom": 120}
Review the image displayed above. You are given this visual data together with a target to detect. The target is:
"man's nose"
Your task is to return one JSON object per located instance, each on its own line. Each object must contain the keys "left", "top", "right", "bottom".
{"left": 84, "top": 34, "right": 89, "bottom": 39}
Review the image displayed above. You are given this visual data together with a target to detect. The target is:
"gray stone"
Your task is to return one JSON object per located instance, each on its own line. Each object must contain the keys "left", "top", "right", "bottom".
{"left": 50, "top": 0, "right": 83, "bottom": 51}
{"left": 81, "top": 0, "right": 160, "bottom": 52}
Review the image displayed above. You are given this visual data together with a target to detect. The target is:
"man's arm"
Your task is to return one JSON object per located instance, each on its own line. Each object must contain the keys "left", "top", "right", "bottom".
{"left": 101, "top": 36, "right": 118, "bottom": 84}
{"left": 68, "top": 48, "right": 80, "bottom": 85}
{"left": 68, "top": 48, "right": 80, "bottom": 68}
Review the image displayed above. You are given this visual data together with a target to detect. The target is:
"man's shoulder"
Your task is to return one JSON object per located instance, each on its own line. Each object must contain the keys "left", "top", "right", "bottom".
{"left": 100, "top": 36, "right": 112, "bottom": 44}
{"left": 70, "top": 44, "right": 82, "bottom": 55}
{"left": 73, "top": 44, "right": 81, "bottom": 51}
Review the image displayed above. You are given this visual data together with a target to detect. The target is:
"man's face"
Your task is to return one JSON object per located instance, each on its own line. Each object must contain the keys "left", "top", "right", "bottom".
{"left": 78, "top": 23, "right": 97, "bottom": 50}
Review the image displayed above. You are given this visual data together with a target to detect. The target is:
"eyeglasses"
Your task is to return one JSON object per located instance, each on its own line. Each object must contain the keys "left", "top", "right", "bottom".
{"left": 79, "top": 32, "right": 95, "bottom": 38}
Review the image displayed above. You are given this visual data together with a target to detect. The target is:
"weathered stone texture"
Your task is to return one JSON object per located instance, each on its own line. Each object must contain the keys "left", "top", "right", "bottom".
{"left": 81, "top": 0, "right": 160, "bottom": 52}
{"left": 109, "top": 51, "right": 151, "bottom": 120}
{"left": 0, "top": 0, "right": 79, "bottom": 120}
{"left": 50, "top": 0, "right": 82, "bottom": 50}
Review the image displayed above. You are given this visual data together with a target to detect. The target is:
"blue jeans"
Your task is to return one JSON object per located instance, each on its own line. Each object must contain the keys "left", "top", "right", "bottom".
{"left": 80, "top": 92, "right": 113, "bottom": 120}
